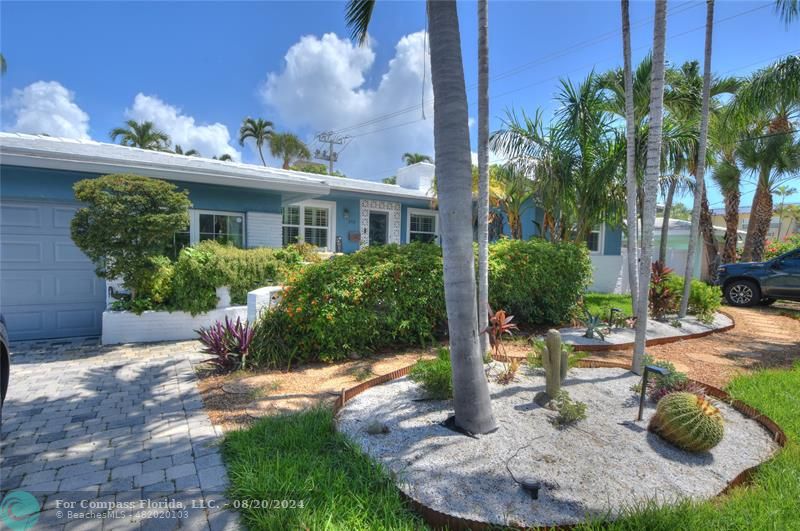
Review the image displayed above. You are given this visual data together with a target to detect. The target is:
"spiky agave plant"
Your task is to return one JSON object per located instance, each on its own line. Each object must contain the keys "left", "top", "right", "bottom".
{"left": 649, "top": 392, "right": 724, "bottom": 452}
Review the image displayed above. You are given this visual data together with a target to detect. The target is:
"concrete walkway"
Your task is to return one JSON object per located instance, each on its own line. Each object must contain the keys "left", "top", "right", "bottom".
{"left": 0, "top": 338, "right": 237, "bottom": 530}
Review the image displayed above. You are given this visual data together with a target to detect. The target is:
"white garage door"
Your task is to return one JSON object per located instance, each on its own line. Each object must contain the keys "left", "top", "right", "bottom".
{"left": 0, "top": 200, "right": 106, "bottom": 341}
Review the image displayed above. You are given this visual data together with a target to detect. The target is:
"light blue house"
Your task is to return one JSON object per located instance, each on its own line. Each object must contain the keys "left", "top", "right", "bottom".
{"left": 0, "top": 132, "right": 622, "bottom": 340}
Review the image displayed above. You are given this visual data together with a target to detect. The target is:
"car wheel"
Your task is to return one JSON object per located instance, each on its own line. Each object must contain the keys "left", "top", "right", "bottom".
{"left": 760, "top": 297, "right": 777, "bottom": 306}
{"left": 725, "top": 280, "right": 760, "bottom": 307}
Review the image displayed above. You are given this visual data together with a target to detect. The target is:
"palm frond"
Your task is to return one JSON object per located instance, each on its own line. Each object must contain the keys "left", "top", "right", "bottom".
{"left": 345, "top": 0, "right": 376, "bottom": 44}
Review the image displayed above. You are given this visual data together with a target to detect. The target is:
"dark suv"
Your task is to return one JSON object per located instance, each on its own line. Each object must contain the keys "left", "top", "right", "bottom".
{"left": 717, "top": 247, "right": 800, "bottom": 306}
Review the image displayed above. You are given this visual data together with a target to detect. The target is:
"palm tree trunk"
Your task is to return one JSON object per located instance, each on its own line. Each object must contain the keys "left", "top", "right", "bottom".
{"left": 477, "top": 0, "right": 490, "bottom": 357}
{"left": 741, "top": 176, "right": 768, "bottom": 261}
{"left": 633, "top": 0, "right": 668, "bottom": 374}
{"left": 428, "top": 0, "right": 496, "bottom": 434}
{"left": 679, "top": 0, "right": 714, "bottom": 317}
{"left": 751, "top": 190, "right": 774, "bottom": 261}
{"left": 621, "top": 0, "right": 640, "bottom": 313}
{"left": 258, "top": 144, "right": 267, "bottom": 166}
{"left": 776, "top": 198, "right": 785, "bottom": 240}
{"left": 659, "top": 179, "right": 676, "bottom": 264}
{"left": 700, "top": 185, "right": 719, "bottom": 277}
{"left": 722, "top": 187, "right": 740, "bottom": 263}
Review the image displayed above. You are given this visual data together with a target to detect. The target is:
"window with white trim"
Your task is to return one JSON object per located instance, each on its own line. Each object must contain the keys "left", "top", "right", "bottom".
{"left": 586, "top": 224, "right": 603, "bottom": 254}
{"left": 168, "top": 210, "right": 245, "bottom": 258}
{"left": 281, "top": 202, "right": 333, "bottom": 250}
{"left": 407, "top": 209, "right": 439, "bottom": 244}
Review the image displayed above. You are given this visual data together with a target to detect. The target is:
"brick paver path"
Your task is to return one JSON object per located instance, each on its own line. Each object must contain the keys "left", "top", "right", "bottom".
{"left": 1, "top": 338, "right": 237, "bottom": 530}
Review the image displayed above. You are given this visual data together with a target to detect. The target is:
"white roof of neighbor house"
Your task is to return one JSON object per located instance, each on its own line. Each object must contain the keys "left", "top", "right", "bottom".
{"left": 0, "top": 132, "right": 431, "bottom": 201}
{"left": 652, "top": 217, "right": 744, "bottom": 235}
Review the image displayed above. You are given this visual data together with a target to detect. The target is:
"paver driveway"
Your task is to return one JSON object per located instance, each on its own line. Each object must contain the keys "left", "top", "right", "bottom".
{"left": 0, "top": 338, "right": 237, "bottom": 530}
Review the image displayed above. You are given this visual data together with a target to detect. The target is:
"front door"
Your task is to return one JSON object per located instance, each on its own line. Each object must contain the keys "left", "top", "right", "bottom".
{"left": 368, "top": 211, "right": 388, "bottom": 246}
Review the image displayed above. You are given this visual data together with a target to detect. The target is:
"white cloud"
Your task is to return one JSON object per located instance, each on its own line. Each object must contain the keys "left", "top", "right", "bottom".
{"left": 262, "top": 31, "right": 434, "bottom": 180}
{"left": 6, "top": 81, "right": 90, "bottom": 139}
{"left": 126, "top": 93, "right": 240, "bottom": 161}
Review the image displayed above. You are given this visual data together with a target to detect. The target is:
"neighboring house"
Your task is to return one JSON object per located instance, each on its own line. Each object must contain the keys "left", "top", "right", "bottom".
{"left": 650, "top": 218, "right": 742, "bottom": 281}
{"left": 711, "top": 205, "right": 799, "bottom": 242}
{"left": 0, "top": 133, "right": 622, "bottom": 340}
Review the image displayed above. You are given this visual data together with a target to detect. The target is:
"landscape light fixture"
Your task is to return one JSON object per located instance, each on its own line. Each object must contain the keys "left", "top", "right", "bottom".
{"left": 637, "top": 364, "right": 671, "bottom": 421}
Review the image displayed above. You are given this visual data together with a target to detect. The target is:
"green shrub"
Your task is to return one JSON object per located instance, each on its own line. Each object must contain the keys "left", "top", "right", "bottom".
{"left": 409, "top": 348, "right": 453, "bottom": 400}
{"left": 71, "top": 174, "right": 190, "bottom": 299}
{"left": 550, "top": 390, "right": 588, "bottom": 427}
{"left": 170, "top": 241, "right": 303, "bottom": 314}
{"left": 488, "top": 238, "right": 592, "bottom": 325}
{"left": 249, "top": 308, "right": 300, "bottom": 369}
{"left": 257, "top": 243, "right": 446, "bottom": 363}
{"left": 765, "top": 234, "right": 800, "bottom": 260}
{"left": 663, "top": 274, "right": 722, "bottom": 323}
{"left": 140, "top": 256, "right": 175, "bottom": 305}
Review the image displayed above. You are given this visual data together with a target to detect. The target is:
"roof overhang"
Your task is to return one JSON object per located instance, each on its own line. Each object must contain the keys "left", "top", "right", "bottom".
{"left": 0, "top": 137, "right": 330, "bottom": 197}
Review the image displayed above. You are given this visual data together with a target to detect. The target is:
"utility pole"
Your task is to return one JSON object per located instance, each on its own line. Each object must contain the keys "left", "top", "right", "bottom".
{"left": 314, "top": 131, "right": 350, "bottom": 175}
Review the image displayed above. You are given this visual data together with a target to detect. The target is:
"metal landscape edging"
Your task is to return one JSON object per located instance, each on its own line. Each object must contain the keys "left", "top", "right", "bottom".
{"left": 333, "top": 347, "right": 786, "bottom": 530}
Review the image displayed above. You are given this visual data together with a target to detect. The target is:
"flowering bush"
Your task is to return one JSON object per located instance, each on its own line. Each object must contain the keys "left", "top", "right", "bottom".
{"left": 765, "top": 234, "right": 800, "bottom": 260}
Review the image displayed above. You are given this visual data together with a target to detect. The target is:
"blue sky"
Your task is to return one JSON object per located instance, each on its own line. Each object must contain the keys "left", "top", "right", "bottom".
{"left": 1, "top": 1, "right": 798, "bottom": 211}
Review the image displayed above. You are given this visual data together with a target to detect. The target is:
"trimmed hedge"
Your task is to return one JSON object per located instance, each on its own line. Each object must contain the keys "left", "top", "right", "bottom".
{"left": 488, "top": 238, "right": 592, "bottom": 325}
{"left": 251, "top": 238, "right": 592, "bottom": 366}
{"left": 169, "top": 241, "right": 305, "bottom": 314}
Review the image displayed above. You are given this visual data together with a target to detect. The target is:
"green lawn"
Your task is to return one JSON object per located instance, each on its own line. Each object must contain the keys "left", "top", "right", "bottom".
{"left": 221, "top": 407, "right": 424, "bottom": 530}
{"left": 222, "top": 364, "right": 799, "bottom": 530}
{"left": 583, "top": 292, "right": 633, "bottom": 317}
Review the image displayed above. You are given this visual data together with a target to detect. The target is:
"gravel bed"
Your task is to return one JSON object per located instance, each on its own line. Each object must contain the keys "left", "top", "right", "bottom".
{"left": 337, "top": 366, "right": 780, "bottom": 528}
{"left": 561, "top": 312, "right": 733, "bottom": 347}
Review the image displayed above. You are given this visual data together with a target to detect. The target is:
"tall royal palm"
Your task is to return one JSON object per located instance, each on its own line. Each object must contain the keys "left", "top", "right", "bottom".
{"left": 680, "top": 0, "right": 715, "bottom": 317}
{"left": 620, "top": 0, "right": 639, "bottom": 312}
{"left": 477, "top": 0, "right": 490, "bottom": 356}
{"left": 109, "top": 120, "right": 170, "bottom": 151}
{"left": 239, "top": 117, "right": 274, "bottom": 166}
{"left": 633, "top": 0, "right": 668, "bottom": 374}
{"left": 269, "top": 133, "right": 311, "bottom": 170}
{"left": 347, "top": 0, "right": 497, "bottom": 434}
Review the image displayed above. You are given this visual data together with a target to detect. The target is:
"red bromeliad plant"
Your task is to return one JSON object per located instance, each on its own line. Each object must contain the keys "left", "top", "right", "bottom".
{"left": 649, "top": 261, "right": 677, "bottom": 320}
{"left": 196, "top": 316, "right": 254, "bottom": 372}
{"left": 483, "top": 307, "right": 518, "bottom": 358}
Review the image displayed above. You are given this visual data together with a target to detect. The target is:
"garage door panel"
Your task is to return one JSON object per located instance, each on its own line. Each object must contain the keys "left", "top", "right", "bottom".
{"left": 1, "top": 200, "right": 105, "bottom": 340}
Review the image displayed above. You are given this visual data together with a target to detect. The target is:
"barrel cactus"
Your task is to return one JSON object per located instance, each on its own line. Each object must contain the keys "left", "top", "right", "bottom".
{"left": 649, "top": 392, "right": 724, "bottom": 452}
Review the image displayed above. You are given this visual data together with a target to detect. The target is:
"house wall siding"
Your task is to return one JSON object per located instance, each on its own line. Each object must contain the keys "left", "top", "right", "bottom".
{"left": 246, "top": 212, "right": 282, "bottom": 248}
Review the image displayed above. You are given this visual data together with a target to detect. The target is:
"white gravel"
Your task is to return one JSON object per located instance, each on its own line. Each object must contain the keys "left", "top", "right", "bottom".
{"left": 337, "top": 366, "right": 780, "bottom": 528}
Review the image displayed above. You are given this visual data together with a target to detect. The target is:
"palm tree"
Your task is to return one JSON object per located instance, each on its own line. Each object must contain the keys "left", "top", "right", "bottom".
{"left": 0, "top": 53, "right": 6, "bottom": 75}
{"left": 680, "top": 3, "right": 714, "bottom": 317}
{"left": 477, "top": 0, "right": 490, "bottom": 356}
{"left": 269, "top": 133, "right": 311, "bottom": 170}
{"left": 238, "top": 117, "right": 274, "bottom": 166}
{"left": 490, "top": 165, "right": 535, "bottom": 239}
{"left": 173, "top": 145, "right": 200, "bottom": 157}
{"left": 347, "top": 0, "right": 497, "bottom": 434}
{"left": 633, "top": 0, "right": 667, "bottom": 374}
{"left": 620, "top": 0, "right": 640, "bottom": 313}
{"left": 775, "top": 184, "right": 798, "bottom": 239}
{"left": 214, "top": 154, "right": 234, "bottom": 162}
{"left": 775, "top": 0, "right": 799, "bottom": 24}
{"left": 711, "top": 155, "right": 742, "bottom": 263}
{"left": 738, "top": 127, "right": 800, "bottom": 261}
{"left": 109, "top": 120, "right": 170, "bottom": 150}
{"left": 402, "top": 152, "right": 433, "bottom": 165}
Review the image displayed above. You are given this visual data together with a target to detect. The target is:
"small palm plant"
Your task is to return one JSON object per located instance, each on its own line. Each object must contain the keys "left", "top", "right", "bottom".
{"left": 239, "top": 117, "right": 274, "bottom": 166}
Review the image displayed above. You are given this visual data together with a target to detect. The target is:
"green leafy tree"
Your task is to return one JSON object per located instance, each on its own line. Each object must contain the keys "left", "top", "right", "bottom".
{"left": 402, "top": 152, "right": 433, "bottom": 165}
{"left": 270, "top": 133, "right": 311, "bottom": 169}
{"left": 382, "top": 175, "right": 397, "bottom": 184}
{"left": 239, "top": 117, "right": 274, "bottom": 166}
{"left": 71, "top": 174, "right": 191, "bottom": 299}
{"left": 668, "top": 202, "right": 692, "bottom": 220}
{"left": 110, "top": 120, "right": 170, "bottom": 150}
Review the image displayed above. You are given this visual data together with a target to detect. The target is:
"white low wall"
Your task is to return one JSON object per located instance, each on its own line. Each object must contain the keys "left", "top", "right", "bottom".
{"left": 247, "top": 286, "right": 283, "bottom": 322}
{"left": 589, "top": 254, "right": 626, "bottom": 294}
{"left": 102, "top": 306, "right": 248, "bottom": 345}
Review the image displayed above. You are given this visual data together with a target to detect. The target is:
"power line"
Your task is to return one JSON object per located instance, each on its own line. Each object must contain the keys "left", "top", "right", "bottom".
{"left": 328, "top": 0, "right": 704, "bottom": 137}
{"left": 347, "top": 3, "right": 786, "bottom": 141}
